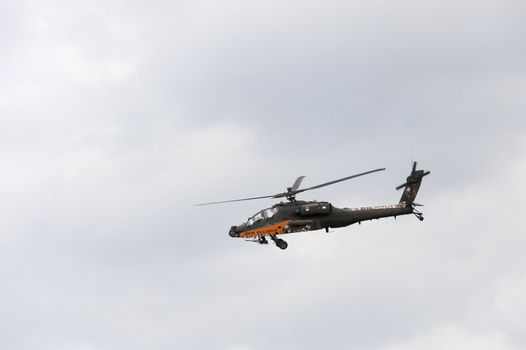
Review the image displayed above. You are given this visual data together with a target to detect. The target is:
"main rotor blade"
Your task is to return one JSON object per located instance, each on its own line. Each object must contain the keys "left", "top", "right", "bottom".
{"left": 290, "top": 176, "right": 306, "bottom": 192}
{"left": 294, "top": 168, "right": 386, "bottom": 194}
{"left": 194, "top": 194, "right": 276, "bottom": 206}
{"left": 195, "top": 168, "right": 386, "bottom": 206}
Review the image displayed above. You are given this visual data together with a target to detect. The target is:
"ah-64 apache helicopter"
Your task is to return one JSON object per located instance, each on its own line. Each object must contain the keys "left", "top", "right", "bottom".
{"left": 196, "top": 162, "right": 430, "bottom": 250}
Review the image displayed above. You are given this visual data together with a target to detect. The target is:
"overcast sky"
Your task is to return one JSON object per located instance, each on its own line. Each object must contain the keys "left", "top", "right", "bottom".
{"left": 1, "top": 0, "right": 525, "bottom": 349}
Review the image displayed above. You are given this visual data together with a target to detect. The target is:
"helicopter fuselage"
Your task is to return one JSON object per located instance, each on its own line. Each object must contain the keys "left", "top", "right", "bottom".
{"left": 229, "top": 200, "right": 415, "bottom": 239}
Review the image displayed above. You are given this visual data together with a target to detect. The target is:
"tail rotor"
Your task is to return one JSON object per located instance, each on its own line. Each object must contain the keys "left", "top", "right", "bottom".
{"left": 396, "top": 161, "right": 430, "bottom": 190}
{"left": 397, "top": 161, "right": 430, "bottom": 206}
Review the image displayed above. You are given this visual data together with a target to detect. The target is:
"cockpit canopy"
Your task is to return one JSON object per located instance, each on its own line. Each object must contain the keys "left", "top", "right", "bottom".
{"left": 246, "top": 207, "right": 278, "bottom": 226}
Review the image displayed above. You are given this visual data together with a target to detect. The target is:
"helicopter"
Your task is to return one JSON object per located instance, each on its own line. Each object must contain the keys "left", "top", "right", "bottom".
{"left": 196, "top": 162, "right": 430, "bottom": 250}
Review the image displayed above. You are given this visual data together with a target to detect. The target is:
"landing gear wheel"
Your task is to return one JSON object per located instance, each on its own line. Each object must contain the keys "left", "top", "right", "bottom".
{"left": 276, "top": 239, "right": 288, "bottom": 250}
{"left": 269, "top": 234, "right": 288, "bottom": 250}
{"left": 412, "top": 208, "right": 424, "bottom": 222}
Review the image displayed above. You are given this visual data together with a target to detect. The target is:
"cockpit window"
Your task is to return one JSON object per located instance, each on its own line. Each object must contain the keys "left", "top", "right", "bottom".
{"left": 247, "top": 212, "right": 263, "bottom": 226}
{"left": 264, "top": 207, "right": 278, "bottom": 219}
{"left": 246, "top": 207, "right": 278, "bottom": 226}
{"left": 252, "top": 212, "right": 264, "bottom": 223}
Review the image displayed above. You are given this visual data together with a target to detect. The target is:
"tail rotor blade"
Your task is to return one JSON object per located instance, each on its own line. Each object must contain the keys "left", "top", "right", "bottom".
{"left": 396, "top": 183, "right": 408, "bottom": 191}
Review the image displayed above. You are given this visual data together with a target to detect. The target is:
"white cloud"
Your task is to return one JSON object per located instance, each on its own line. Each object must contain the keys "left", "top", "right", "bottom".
{"left": 377, "top": 327, "right": 520, "bottom": 350}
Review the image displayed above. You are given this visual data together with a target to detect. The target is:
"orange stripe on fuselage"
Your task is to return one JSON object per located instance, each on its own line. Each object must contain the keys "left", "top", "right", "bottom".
{"left": 239, "top": 220, "right": 290, "bottom": 238}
